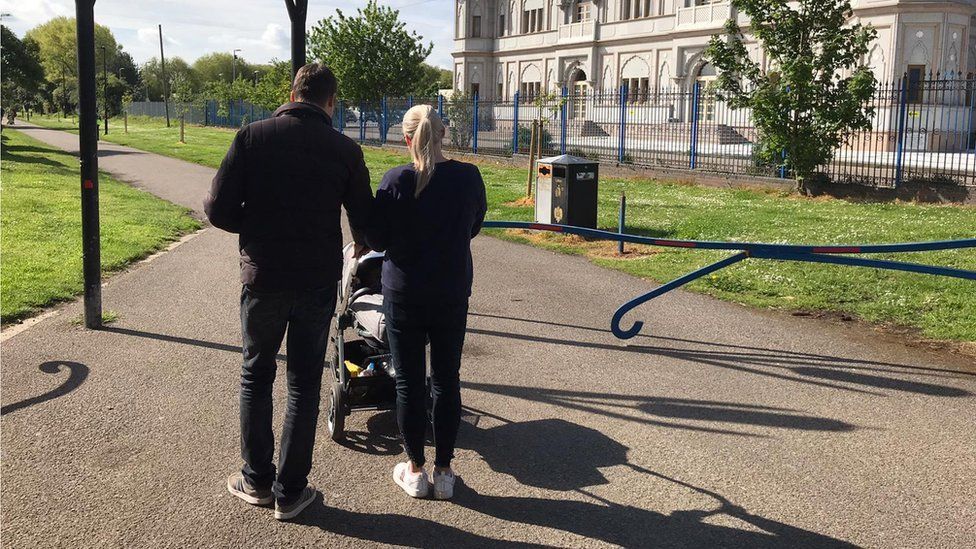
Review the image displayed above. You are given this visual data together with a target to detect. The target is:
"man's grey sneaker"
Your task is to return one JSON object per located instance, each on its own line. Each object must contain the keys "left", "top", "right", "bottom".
{"left": 227, "top": 473, "right": 273, "bottom": 505}
{"left": 433, "top": 470, "right": 456, "bottom": 500}
{"left": 274, "top": 484, "right": 319, "bottom": 521}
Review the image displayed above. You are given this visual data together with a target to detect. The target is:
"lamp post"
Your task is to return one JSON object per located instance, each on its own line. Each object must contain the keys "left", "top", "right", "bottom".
{"left": 100, "top": 45, "right": 108, "bottom": 135}
{"left": 76, "top": 0, "right": 103, "bottom": 328}
{"left": 253, "top": 70, "right": 259, "bottom": 85}
{"left": 284, "top": 0, "right": 308, "bottom": 78}
{"left": 232, "top": 48, "right": 242, "bottom": 81}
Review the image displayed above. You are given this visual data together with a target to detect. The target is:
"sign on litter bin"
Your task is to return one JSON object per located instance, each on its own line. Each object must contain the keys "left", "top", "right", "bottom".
{"left": 535, "top": 155, "right": 599, "bottom": 229}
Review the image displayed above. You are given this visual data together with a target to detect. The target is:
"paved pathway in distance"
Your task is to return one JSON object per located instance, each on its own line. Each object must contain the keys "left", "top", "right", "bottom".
{"left": 2, "top": 124, "right": 975, "bottom": 548}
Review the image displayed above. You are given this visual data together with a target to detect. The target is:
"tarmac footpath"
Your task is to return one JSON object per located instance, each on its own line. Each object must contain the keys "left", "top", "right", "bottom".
{"left": 2, "top": 124, "right": 975, "bottom": 548}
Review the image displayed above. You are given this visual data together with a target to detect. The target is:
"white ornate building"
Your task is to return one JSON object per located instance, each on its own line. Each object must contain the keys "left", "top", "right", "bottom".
{"left": 452, "top": 0, "right": 976, "bottom": 98}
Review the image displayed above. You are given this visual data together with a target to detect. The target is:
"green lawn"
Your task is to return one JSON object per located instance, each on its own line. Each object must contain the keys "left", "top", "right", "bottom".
{"left": 30, "top": 114, "right": 976, "bottom": 342}
{"left": 0, "top": 129, "right": 201, "bottom": 323}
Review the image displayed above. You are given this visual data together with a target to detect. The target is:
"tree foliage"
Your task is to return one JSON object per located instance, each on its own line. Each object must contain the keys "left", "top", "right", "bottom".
{"left": 308, "top": 0, "right": 433, "bottom": 100}
{"left": 247, "top": 60, "right": 292, "bottom": 111}
{"left": 25, "top": 17, "right": 118, "bottom": 81}
{"left": 140, "top": 57, "right": 196, "bottom": 101}
{"left": 704, "top": 0, "right": 877, "bottom": 185}
{"left": 412, "top": 63, "right": 452, "bottom": 97}
{"left": 1, "top": 26, "right": 46, "bottom": 108}
{"left": 192, "top": 52, "right": 257, "bottom": 84}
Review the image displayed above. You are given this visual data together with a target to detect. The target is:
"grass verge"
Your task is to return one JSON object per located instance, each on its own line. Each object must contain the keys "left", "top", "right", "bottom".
{"left": 28, "top": 114, "right": 976, "bottom": 342}
{"left": 1, "top": 129, "right": 201, "bottom": 323}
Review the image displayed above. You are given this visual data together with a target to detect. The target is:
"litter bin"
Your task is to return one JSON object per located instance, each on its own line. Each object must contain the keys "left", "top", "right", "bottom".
{"left": 535, "top": 154, "right": 599, "bottom": 228}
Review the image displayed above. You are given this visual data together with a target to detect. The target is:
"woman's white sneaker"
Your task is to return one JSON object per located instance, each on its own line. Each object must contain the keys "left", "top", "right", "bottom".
{"left": 433, "top": 470, "right": 455, "bottom": 500}
{"left": 393, "top": 462, "right": 429, "bottom": 498}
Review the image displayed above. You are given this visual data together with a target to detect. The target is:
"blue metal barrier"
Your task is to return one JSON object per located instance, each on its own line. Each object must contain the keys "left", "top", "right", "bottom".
{"left": 480, "top": 220, "right": 976, "bottom": 340}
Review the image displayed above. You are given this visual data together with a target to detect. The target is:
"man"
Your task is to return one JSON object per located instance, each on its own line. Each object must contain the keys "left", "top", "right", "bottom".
{"left": 205, "top": 63, "right": 372, "bottom": 520}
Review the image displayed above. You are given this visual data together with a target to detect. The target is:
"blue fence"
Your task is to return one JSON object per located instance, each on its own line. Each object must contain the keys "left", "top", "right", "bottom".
{"left": 128, "top": 74, "right": 976, "bottom": 187}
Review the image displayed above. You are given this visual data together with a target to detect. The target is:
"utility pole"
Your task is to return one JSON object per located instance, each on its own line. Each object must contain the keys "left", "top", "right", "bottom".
{"left": 285, "top": 0, "right": 308, "bottom": 78}
{"left": 101, "top": 45, "right": 108, "bottom": 135}
{"left": 75, "top": 0, "right": 103, "bottom": 329}
{"left": 232, "top": 48, "right": 242, "bottom": 81}
{"left": 158, "top": 24, "right": 170, "bottom": 127}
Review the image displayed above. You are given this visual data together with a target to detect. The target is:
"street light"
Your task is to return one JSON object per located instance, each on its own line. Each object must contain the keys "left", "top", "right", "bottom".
{"left": 232, "top": 48, "right": 242, "bottom": 81}
{"left": 100, "top": 45, "right": 108, "bottom": 135}
{"left": 253, "top": 70, "right": 259, "bottom": 85}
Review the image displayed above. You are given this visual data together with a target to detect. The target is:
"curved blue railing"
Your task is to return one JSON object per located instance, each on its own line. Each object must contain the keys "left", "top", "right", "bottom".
{"left": 481, "top": 221, "right": 976, "bottom": 340}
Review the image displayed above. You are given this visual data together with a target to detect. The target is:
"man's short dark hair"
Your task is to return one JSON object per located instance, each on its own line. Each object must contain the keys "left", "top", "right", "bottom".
{"left": 292, "top": 63, "right": 338, "bottom": 105}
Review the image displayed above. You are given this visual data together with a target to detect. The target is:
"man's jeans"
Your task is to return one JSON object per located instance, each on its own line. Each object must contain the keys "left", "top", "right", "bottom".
{"left": 239, "top": 284, "right": 336, "bottom": 504}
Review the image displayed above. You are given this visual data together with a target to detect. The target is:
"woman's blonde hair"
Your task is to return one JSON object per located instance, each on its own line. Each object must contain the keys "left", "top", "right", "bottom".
{"left": 401, "top": 104, "right": 445, "bottom": 197}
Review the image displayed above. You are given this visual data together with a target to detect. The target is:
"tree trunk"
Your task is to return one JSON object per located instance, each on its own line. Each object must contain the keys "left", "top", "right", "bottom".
{"left": 526, "top": 120, "right": 538, "bottom": 198}
{"left": 124, "top": 110, "right": 128, "bottom": 133}
{"left": 180, "top": 114, "right": 185, "bottom": 143}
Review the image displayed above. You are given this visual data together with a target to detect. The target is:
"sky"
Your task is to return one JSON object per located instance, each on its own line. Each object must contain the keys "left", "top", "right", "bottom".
{"left": 0, "top": 0, "right": 455, "bottom": 69}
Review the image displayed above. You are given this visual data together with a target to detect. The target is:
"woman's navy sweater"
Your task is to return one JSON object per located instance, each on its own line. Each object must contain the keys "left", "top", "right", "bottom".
{"left": 365, "top": 159, "right": 487, "bottom": 304}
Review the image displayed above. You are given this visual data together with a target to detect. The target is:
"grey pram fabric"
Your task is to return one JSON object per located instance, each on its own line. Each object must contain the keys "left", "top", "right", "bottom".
{"left": 337, "top": 244, "right": 387, "bottom": 346}
{"left": 350, "top": 293, "right": 386, "bottom": 344}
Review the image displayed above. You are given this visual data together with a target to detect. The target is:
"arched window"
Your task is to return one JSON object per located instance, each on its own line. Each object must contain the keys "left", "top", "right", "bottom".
{"left": 621, "top": 56, "right": 651, "bottom": 103}
{"left": 519, "top": 63, "right": 542, "bottom": 101}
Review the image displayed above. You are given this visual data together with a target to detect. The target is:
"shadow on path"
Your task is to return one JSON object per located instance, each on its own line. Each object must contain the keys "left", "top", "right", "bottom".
{"left": 468, "top": 312, "right": 976, "bottom": 379}
{"left": 101, "top": 326, "right": 286, "bottom": 362}
{"left": 1, "top": 361, "right": 89, "bottom": 416}
{"left": 295, "top": 497, "right": 548, "bottom": 548}
{"left": 464, "top": 382, "right": 857, "bottom": 436}
{"left": 334, "top": 405, "right": 854, "bottom": 547}
{"left": 466, "top": 315, "right": 972, "bottom": 398}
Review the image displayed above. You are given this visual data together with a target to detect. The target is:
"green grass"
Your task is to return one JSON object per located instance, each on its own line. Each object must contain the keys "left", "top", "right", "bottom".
{"left": 0, "top": 129, "right": 201, "bottom": 323}
{"left": 29, "top": 114, "right": 976, "bottom": 342}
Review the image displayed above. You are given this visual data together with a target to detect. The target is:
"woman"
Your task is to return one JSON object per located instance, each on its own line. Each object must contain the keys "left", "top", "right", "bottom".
{"left": 366, "top": 104, "right": 487, "bottom": 500}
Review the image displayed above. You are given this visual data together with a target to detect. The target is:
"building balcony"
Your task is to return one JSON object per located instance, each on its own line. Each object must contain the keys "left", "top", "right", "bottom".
{"left": 454, "top": 37, "right": 495, "bottom": 53}
{"left": 675, "top": 2, "right": 732, "bottom": 30}
{"left": 493, "top": 31, "right": 559, "bottom": 52}
{"left": 558, "top": 20, "right": 596, "bottom": 44}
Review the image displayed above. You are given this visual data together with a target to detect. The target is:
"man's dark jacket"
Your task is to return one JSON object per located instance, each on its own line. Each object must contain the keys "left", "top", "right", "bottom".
{"left": 204, "top": 102, "right": 372, "bottom": 290}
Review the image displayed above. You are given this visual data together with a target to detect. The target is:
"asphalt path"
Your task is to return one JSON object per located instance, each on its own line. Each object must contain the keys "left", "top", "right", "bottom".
{"left": 2, "top": 124, "right": 975, "bottom": 548}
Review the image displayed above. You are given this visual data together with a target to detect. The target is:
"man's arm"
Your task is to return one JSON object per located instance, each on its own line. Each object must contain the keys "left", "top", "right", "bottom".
{"left": 471, "top": 168, "right": 488, "bottom": 238}
{"left": 204, "top": 129, "right": 247, "bottom": 233}
{"left": 342, "top": 145, "right": 374, "bottom": 249}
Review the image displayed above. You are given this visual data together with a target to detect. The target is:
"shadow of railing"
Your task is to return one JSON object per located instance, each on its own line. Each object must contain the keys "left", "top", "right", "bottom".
{"left": 1, "top": 361, "right": 89, "bottom": 416}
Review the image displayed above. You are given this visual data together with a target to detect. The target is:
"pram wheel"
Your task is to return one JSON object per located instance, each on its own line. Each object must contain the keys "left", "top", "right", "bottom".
{"left": 327, "top": 382, "right": 347, "bottom": 441}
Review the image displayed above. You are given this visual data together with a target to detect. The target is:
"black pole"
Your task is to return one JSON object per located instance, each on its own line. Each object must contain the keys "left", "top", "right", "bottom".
{"left": 101, "top": 45, "right": 108, "bottom": 135}
{"left": 159, "top": 24, "right": 170, "bottom": 127}
{"left": 76, "top": 0, "right": 102, "bottom": 329}
{"left": 285, "top": 0, "right": 308, "bottom": 78}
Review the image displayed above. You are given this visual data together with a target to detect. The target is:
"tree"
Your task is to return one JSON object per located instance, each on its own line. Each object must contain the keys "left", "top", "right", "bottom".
{"left": 1, "top": 26, "right": 46, "bottom": 109}
{"left": 412, "top": 63, "right": 451, "bottom": 97}
{"left": 140, "top": 57, "right": 196, "bottom": 101}
{"left": 112, "top": 50, "right": 141, "bottom": 89}
{"left": 447, "top": 91, "right": 474, "bottom": 149}
{"left": 247, "top": 59, "right": 292, "bottom": 111}
{"left": 192, "top": 52, "right": 253, "bottom": 84}
{"left": 25, "top": 17, "right": 118, "bottom": 81}
{"left": 704, "top": 0, "right": 877, "bottom": 189}
{"left": 308, "top": 0, "right": 433, "bottom": 100}
{"left": 171, "top": 72, "right": 196, "bottom": 142}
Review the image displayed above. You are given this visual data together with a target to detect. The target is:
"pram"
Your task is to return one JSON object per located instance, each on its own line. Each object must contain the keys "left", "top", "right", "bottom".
{"left": 326, "top": 243, "right": 394, "bottom": 441}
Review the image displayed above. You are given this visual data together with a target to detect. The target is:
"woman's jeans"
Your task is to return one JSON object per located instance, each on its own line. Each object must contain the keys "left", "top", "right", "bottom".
{"left": 385, "top": 298, "right": 468, "bottom": 468}
{"left": 239, "top": 285, "right": 335, "bottom": 504}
